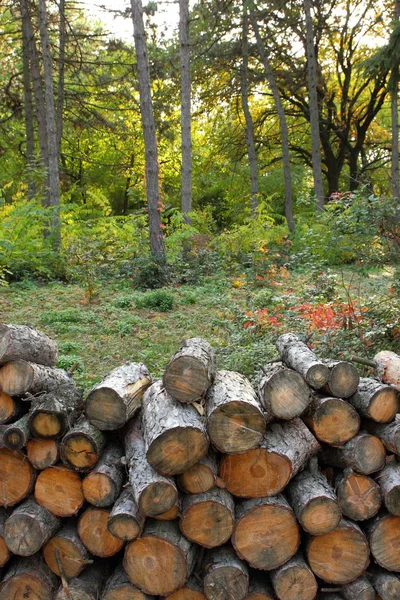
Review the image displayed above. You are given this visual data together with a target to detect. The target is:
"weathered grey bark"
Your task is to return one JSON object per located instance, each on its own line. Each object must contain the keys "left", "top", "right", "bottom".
{"left": 102, "top": 565, "right": 151, "bottom": 600}
{"left": 60, "top": 415, "right": 106, "bottom": 472}
{"left": 3, "top": 413, "right": 31, "bottom": 450}
{"left": 271, "top": 552, "right": 318, "bottom": 600}
{"left": 249, "top": 8, "right": 295, "bottom": 232}
{"left": 0, "top": 447, "right": 36, "bottom": 507}
{"left": 43, "top": 519, "right": 92, "bottom": 579}
{"left": 348, "top": 377, "right": 399, "bottom": 422}
{"left": 303, "top": 394, "right": 360, "bottom": 446}
{"left": 179, "top": 0, "right": 192, "bottom": 222}
{"left": 130, "top": 0, "right": 165, "bottom": 261}
{"left": 0, "top": 555, "right": 58, "bottom": 600}
{"left": 336, "top": 468, "right": 381, "bottom": 521}
{"left": 374, "top": 350, "right": 400, "bottom": 391}
{"left": 142, "top": 380, "right": 209, "bottom": 475}
{"left": 0, "top": 359, "right": 73, "bottom": 396}
{"left": 372, "top": 569, "right": 400, "bottom": 599}
{"left": 363, "top": 415, "right": 400, "bottom": 455}
{"left": 233, "top": 495, "right": 300, "bottom": 570}
{"left": 322, "top": 431, "right": 386, "bottom": 474}
{"left": 163, "top": 338, "right": 215, "bottom": 403}
{"left": 28, "top": 385, "right": 82, "bottom": 439}
{"left": 86, "top": 362, "right": 152, "bottom": 430}
{"left": 276, "top": 333, "right": 329, "bottom": 389}
{"left": 4, "top": 497, "right": 60, "bottom": 556}
{"left": 177, "top": 448, "right": 218, "bottom": 494}
{"left": 376, "top": 463, "right": 400, "bottom": 516}
{"left": 366, "top": 512, "right": 400, "bottom": 572}
{"left": 304, "top": 0, "right": 325, "bottom": 210}
{"left": 204, "top": 546, "right": 249, "bottom": 600}
{"left": 107, "top": 487, "right": 145, "bottom": 540}
{"left": 257, "top": 362, "right": 311, "bottom": 420}
{"left": 38, "top": 0, "right": 61, "bottom": 248}
{"left": 287, "top": 469, "right": 341, "bottom": 535}
{"left": 342, "top": 576, "right": 375, "bottom": 600}
{"left": 124, "top": 415, "right": 178, "bottom": 516}
{"left": 241, "top": 3, "right": 259, "bottom": 216}
{"left": 0, "top": 508, "right": 11, "bottom": 568}
{"left": 206, "top": 370, "right": 265, "bottom": 453}
{"left": 180, "top": 487, "right": 235, "bottom": 548}
{"left": 82, "top": 442, "right": 124, "bottom": 507}
{"left": 307, "top": 518, "right": 370, "bottom": 584}
{"left": 0, "top": 324, "right": 58, "bottom": 366}
{"left": 124, "top": 519, "right": 196, "bottom": 596}
{"left": 55, "top": 560, "right": 111, "bottom": 600}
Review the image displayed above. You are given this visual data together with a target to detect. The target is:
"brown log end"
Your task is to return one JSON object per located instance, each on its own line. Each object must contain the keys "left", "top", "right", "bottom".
{"left": 78, "top": 508, "right": 125, "bottom": 557}
{"left": 177, "top": 462, "right": 216, "bottom": 494}
{"left": 26, "top": 438, "right": 59, "bottom": 470}
{"left": 43, "top": 531, "right": 90, "bottom": 579}
{"left": 60, "top": 433, "right": 101, "bottom": 472}
{"left": 207, "top": 401, "right": 265, "bottom": 454}
{"left": 163, "top": 355, "right": 211, "bottom": 403}
{"left": 0, "top": 448, "right": 35, "bottom": 507}
{"left": 369, "top": 514, "right": 400, "bottom": 571}
{"left": 35, "top": 465, "right": 84, "bottom": 517}
{"left": 147, "top": 427, "right": 209, "bottom": 476}
{"left": 180, "top": 498, "right": 234, "bottom": 548}
{"left": 82, "top": 472, "right": 118, "bottom": 508}
{"left": 327, "top": 361, "right": 359, "bottom": 398}
{"left": 336, "top": 471, "right": 381, "bottom": 521}
{"left": 0, "top": 392, "right": 18, "bottom": 424}
{"left": 29, "top": 411, "right": 64, "bottom": 439}
{"left": 152, "top": 503, "right": 180, "bottom": 521}
{"left": 304, "top": 397, "right": 360, "bottom": 446}
{"left": 0, "top": 360, "right": 33, "bottom": 395}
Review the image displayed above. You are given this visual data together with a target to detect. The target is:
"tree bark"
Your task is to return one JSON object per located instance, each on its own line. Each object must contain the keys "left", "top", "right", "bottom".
{"left": 60, "top": 415, "right": 106, "bottom": 472}
{"left": 304, "top": 0, "right": 325, "bottom": 210}
{"left": 124, "top": 519, "right": 196, "bottom": 596}
{"left": 179, "top": 0, "right": 192, "bottom": 222}
{"left": 276, "top": 333, "right": 329, "bottom": 389}
{"left": 28, "top": 386, "right": 82, "bottom": 439}
{"left": 142, "top": 380, "right": 209, "bottom": 475}
{"left": 38, "top": 0, "right": 61, "bottom": 248}
{"left": 107, "top": 487, "right": 145, "bottom": 541}
{"left": 232, "top": 495, "right": 300, "bottom": 570}
{"left": 57, "top": 0, "right": 66, "bottom": 158}
{"left": 271, "top": 553, "right": 318, "bottom": 600}
{"left": 0, "top": 324, "right": 58, "bottom": 366}
{"left": 287, "top": 469, "right": 341, "bottom": 535}
{"left": 335, "top": 468, "right": 381, "bottom": 521}
{"left": 257, "top": 362, "right": 311, "bottom": 420}
{"left": 249, "top": 8, "right": 295, "bottom": 232}
{"left": 54, "top": 560, "right": 111, "bottom": 600}
{"left": 0, "top": 555, "right": 58, "bottom": 600}
{"left": 86, "top": 362, "right": 152, "bottom": 430}
{"left": 363, "top": 415, "right": 400, "bottom": 455}
{"left": 241, "top": 3, "right": 259, "bottom": 216}
{"left": 206, "top": 370, "right": 265, "bottom": 454}
{"left": 372, "top": 570, "right": 400, "bottom": 600}
{"left": 321, "top": 431, "right": 386, "bottom": 474}
{"left": 303, "top": 395, "right": 360, "bottom": 446}
{"left": 35, "top": 464, "right": 84, "bottom": 517}
{"left": 78, "top": 507, "right": 125, "bottom": 557}
{"left": 43, "top": 519, "right": 92, "bottom": 579}
{"left": 342, "top": 576, "right": 375, "bottom": 600}
{"left": 102, "top": 565, "right": 151, "bottom": 600}
{"left": 348, "top": 377, "right": 399, "bottom": 422}
{"left": 82, "top": 442, "right": 124, "bottom": 507}
{"left": 203, "top": 546, "right": 249, "bottom": 600}
{"left": 4, "top": 498, "right": 60, "bottom": 556}
{"left": 376, "top": 463, "right": 400, "bottom": 516}
{"left": 180, "top": 487, "right": 235, "bottom": 547}
{"left": 130, "top": 0, "right": 165, "bottom": 261}
{"left": 2, "top": 413, "right": 31, "bottom": 450}
{"left": 0, "top": 359, "right": 73, "bottom": 396}
{"left": 163, "top": 337, "right": 215, "bottom": 403}
{"left": 306, "top": 518, "right": 369, "bottom": 584}
{"left": 0, "top": 447, "right": 36, "bottom": 507}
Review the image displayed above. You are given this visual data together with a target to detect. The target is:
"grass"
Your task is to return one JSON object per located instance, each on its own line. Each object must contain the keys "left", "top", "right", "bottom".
{"left": 0, "top": 265, "right": 397, "bottom": 392}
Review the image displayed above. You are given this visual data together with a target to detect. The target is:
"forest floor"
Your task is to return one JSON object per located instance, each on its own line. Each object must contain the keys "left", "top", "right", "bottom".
{"left": 0, "top": 265, "right": 397, "bottom": 391}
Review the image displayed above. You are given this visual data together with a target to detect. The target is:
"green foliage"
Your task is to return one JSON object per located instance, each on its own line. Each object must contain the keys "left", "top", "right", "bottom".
{"left": 135, "top": 289, "right": 175, "bottom": 312}
{"left": 57, "top": 355, "right": 83, "bottom": 372}
{"left": 112, "top": 295, "right": 134, "bottom": 309}
{"left": 131, "top": 256, "right": 170, "bottom": 290}
{"left": 40, "top": 308, "right": 99, "bottom": 325}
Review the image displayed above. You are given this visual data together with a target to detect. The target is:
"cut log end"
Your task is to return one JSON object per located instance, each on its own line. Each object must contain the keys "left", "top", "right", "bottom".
{"left": 180, "top": 499, "right": 234, "bottom": 548}
{"left": 60, "top": 434, "right": 99, "bottom": 471}
{"left": 0, "top": 448, "right": 35, "bottom": 507}
{"left": 35, "top": 465, "right": 84, "bottom": 517}
{"left": 327, "top": 361, "right": 359, "bottom": 398}
{"left": 86, "top": 388, "right": 128, "bottom": 431}
{"left": 304, "top": 397, "right": 360, "bottom": 446}
{"left": 43, "top": 535, "right": 89, "bottom": 579}
{"left": 306, "top": 363, "right": 330, "bottom": 389}
{"left": 0, "top": 360, "right": 33, "bottom": 395}
{"left": 208, "top": 401, "right": 265, "bottom": 454}
{"left": 0, "top": 574, "right": 54, "bottom": 600}
{"left": 301, "top": 496, "right": 342, "bottom": 535}
{"left": 368, "top": 387, "right": 399, "bottom": 423}
{"left": 82, "top": 473, "right": 116, "bottom": 508}
{"left": 147, "top": 427, "right": 209, "bottom": 476}
{"left": 0, "top": 536, "right": 11, "bottom": 568}
{"left": 273, "top": 561, "right": 317, "bottom": 600}
{"left": 370, "top": 515, "right": 400, "bottom": 571}
{"left": 78, "top": 508, "right": 125, "bottom": 557}
{"left": 140, "top": 481, "right": 178, "bottom": 517}
{"left": 108, "top": 514, "right": 142, "bottom": 540}
{"left": 178, "top": 462, "right": 216, "bottom": 494}
{"left": 219, "top": 449, "right": 291, "bottom": 498}
{"left": 29, "top": 412, "right": 63, "bottom": 438}
{"left": 260, "top": 368, "right": 311, "bottom": 419}
{"left": 337, "top": 471, "right": 381, "bottom": 521}
{"left": 163, "top": 356, "right": 210, "bottom": 402}
{"left": 168, "top": 589, "right": 205, "bottom": 600}
{"left": 26, "top": 438, "right": 59, "bottom": 470}
{"left": 153, "top": 503, "right": 179, "bottom": 520}
{"left": 0, "top": 392, "right": 18, "bottom": 424}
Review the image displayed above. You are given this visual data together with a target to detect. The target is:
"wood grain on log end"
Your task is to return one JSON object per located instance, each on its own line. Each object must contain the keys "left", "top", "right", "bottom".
{"left": 0, "top": 448, "right": 35, "bottom": 507}
{"left": 368, "top": 514, "right": 400, "bottom": 572}
{"left": 152, "top": 503, "right": 179, "bottom": 520}
{"left": 180, "top": 488, "right": 235, "bottom": 548}
{"left": 43, "top": 521, "right": 91, "bottom": 579}
{"left": 0, "top": 392, "right": 20, "bottom": 424}
{"left": 271, "top": 553, "right": 317, "bottom": 600}
{"left": 4, "top": 499, "right": 60, "bottom": 556}
{"left": 303, "top": 396, "right": 360, "bottom": 446}
{"left": 258, "top": 363, "right": 311, "bottom": 419}
{"left": 0, "top": 556, "right": 57, "bottom": 600}
{"left": 177, "top": 451, "right": 217, "bottom": 494}
{"left": 336, "top": 470, "right": 381, "bottom": 521}
{"left": 78, "top": 508, "right": 125, "bottom": 557}
{"left": 307, "top": 518, "right": 369, "bottom": 584}
{"left": 204, "top": 546, "right": 249, "bottom": 600}
{"left": 34, "top": 465, "right": 84, "bottom": 517}
{"left": 326, "top": 361, "right": 359, "bottom": 398}
{"left": 26, "top": 438, "right": 59, "bottom": 470}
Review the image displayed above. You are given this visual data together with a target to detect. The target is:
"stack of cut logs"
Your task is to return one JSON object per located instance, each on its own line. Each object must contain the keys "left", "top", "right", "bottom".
{"left": 1, "top": 324, "right": 400, "bottom": 599}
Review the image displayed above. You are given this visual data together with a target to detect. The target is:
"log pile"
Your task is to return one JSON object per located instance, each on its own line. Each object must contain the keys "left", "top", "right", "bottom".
{"left": 1, "top": 326, "right": 400, "bottom": 599}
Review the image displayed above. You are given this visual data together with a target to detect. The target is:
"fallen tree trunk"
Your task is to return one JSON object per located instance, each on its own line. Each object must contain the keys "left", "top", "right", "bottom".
{"left": 163, "top": 337, "right": 215, "bottom": 403}
{"left": 0, "top": 324, "right": 58, "bottom": 366}
{"left": 0, "top": 359, "right": 72, "bottom": 396}
{"left": 321, "top": 431, "right": 386, "bottom": 474}
{"left": 276, "top": 333, "right": 330, "bottom": 389}
{"left": 85, "top": 362, "right": 152, "bottom": 430}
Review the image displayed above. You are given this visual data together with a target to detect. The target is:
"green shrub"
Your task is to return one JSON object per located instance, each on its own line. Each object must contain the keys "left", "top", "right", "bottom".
{"left": 56, "top": 355, "right": 83, "bottom": 372}
{"left": 135, "top": 290, "right": 174, "bottom": 312}
{"left": 131, "top": 256, "right": 170, "bottom": 290}
{"left": 40, "top": 308, "right": 99, "bottom": 325}
{"left": 112, "top": 295, "right": 134, "bottom": 308}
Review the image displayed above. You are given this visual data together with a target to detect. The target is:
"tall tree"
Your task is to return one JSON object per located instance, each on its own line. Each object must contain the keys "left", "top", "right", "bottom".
{"left": 38, "top": 0, "right": 61, "bottom": 247}
{"left": 20, "top": 0, "right": 36, "bottom": 199}
{"left": 392, "top": 0, "right": 400, "bottom": 200}
{"left": 179, "top": 0, "right": 192, "bottom": 222}
{"left": 249, "top": 7, "right": 295, "bottom": 232}
{"left": 131, "top": 0, "right": 166, "bottom": 261}
{"left": 57, "top": 0, "right": 66, "bottom": 158}
{"left": 304, "top": 0, "right": 324, "bottom": 210}
{"left": 241, "top": 1, "right": 259, "bottom": 217}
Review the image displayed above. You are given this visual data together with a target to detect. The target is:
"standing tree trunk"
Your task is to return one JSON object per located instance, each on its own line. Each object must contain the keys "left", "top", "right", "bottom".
{"left": 38, "top": 0, "right": 61, "bottom": 249}
{"left": 57, "top": 0, "right": 66, "bottom": 159}
{"left": 20, "top": 1, "right": 36, "bottom": 200}
{"left": 249, "top": 8, "right": 295, "bottom": 232}
{"left": 179, "top": 0, "right": 192, "bottom": 223}
{"left": 392, "top": 0, "right": 400, "bottom": 201}
{"left": 131, "top": 0, "right": 166, "bottom": 262}
{"left": 241, "top": 2, "right": 258, "bottom": 217}
{"left": 304, "top": 0, "right": 325, "bottom": 211}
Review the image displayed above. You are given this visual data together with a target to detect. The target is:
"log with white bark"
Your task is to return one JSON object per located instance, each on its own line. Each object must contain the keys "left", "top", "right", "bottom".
{"left": 363, "top": 416, "right": 400, "bottom": 455}
{"left": 125, "top": 414, "right": 178, "bottom": 516}
{"left": 4, "top": 497, "right": 60, "bottom": 556}
{"left": 124, "top": 519, "right": 196, "bottom": 596}
{"left": 371, "top": 569, "right": 400, "bottom": 600}
{"left": 374, "top": 350, "right": 400, "bottom": 391}
{"left": 163, "top": 337, "right": 215, "bottom": 403}
{"left": 0, "top": 359, "right": 72, "bottom": 396}
{"left": 142, "top": 381, "right": 209, "bottom": 475}
{"left": 85, "top": 362, "right": 152, "bottom": 430}
{"left": 203, "top": 545, "right": 249, "bottom": 600}
{"left": 0, "top": 324, "right": 58, "bottom": 366}
{"left": 348, "top": 378, "right": 399, "bottom": 423}
{"left": 321, "top": 432, "right": 386, "bottom": 474}
{"left": 276, "top": 333, "right": 330, "bottom": 389}
{"left": 256, "top": 362, "right": 311, "bottom": 420}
